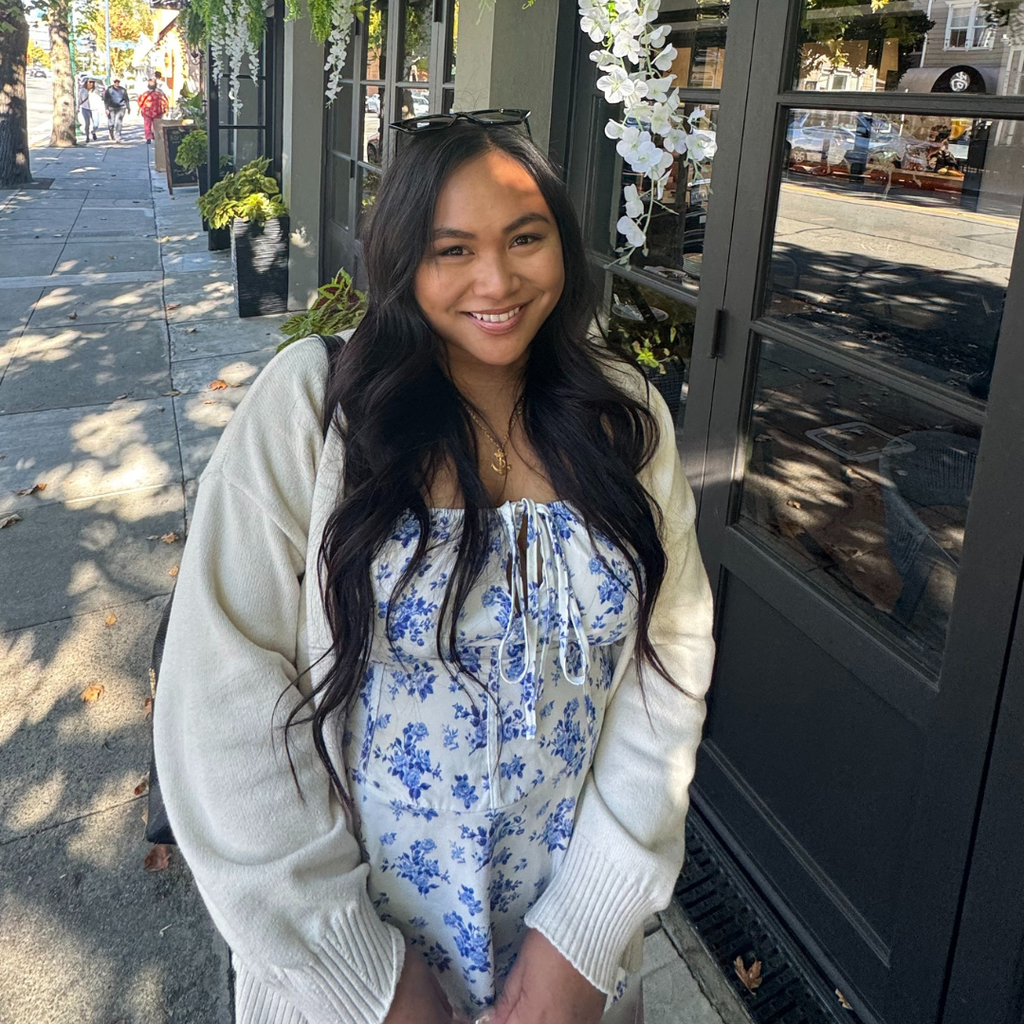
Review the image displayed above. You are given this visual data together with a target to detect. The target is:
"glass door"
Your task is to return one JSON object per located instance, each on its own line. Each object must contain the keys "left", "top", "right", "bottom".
{"left": 321, "top": 0, "right": 458, "bottom": 286}
{"left": 690, "top": 0, "right": 1024, "bottom": 1020}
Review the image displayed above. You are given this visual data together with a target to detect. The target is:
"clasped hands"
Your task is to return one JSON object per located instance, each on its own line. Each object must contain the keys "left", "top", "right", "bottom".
{"left": 384, "top": 928, "right": 606, "bottom": 1024}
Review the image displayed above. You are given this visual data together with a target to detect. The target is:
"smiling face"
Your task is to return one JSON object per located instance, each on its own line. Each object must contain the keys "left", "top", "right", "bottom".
{"left": 413, "top": 148, "right": 565, "bottom": 378}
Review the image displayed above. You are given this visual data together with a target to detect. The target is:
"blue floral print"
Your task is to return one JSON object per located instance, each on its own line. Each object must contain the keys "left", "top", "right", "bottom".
{"left": 341, "top": 499, "right": 639, "bottom": 1017}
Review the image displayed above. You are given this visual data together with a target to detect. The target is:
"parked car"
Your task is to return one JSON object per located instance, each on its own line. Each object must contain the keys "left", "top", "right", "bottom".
{"left": 365, "top": 92, "right": 380, "bottom": 115}
{"left": 28, "top": 65, "right": 48, "bottom": 78}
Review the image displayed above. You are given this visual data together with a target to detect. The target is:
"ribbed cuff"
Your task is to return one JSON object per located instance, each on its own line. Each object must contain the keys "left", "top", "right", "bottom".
{"left": 524, "top": 831, "right": 655, "bottom": 994}
{"left": 269, "top": 891, "right": 405, "bottom": 1024}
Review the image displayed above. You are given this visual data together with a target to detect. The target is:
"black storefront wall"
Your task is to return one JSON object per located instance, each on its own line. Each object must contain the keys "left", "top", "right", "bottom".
{"left": 556, "top": 1, "right": 1024, "bottom": 1023}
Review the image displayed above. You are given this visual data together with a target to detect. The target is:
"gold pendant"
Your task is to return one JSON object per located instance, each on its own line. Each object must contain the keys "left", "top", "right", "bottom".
{"left": 491, "top": 448, "right": 508, "bottom": 475}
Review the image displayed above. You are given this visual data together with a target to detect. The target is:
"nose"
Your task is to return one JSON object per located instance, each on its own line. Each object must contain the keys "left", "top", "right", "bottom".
{"left": 471, "top": 248, "right": 519, "bottom": 301}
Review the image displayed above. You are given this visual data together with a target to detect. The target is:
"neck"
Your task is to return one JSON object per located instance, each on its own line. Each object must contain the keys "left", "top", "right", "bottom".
{"left": 448, "top": 354, "right": 527, "bottom": 423}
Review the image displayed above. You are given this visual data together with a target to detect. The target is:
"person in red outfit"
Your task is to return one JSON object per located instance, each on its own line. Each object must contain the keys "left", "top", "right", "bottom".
{"left": 138, "top": 79, "right": 169, "bottom": 144}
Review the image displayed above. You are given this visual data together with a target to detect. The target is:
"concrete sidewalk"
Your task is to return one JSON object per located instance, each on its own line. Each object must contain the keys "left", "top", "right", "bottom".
{"left": 0, "top": 126, "right": 744, "bottom": 1024}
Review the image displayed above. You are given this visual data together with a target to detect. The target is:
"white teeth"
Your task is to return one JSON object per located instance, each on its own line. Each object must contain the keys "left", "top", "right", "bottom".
{"left": 469, "top": 306, "right": 521, "bottom": 323}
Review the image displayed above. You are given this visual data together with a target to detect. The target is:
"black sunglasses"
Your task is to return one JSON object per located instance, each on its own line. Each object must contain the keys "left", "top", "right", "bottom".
{"left": 389, "top": 108, "right": 532, "bottom": 139}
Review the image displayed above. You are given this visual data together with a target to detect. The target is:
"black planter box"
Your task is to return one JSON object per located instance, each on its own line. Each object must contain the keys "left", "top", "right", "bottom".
{"left": 644, "top": 360, "right": 686, "bottom": 422}
{"left": 231, "top": 215, "right": 289, "bottom": 318}
{"left": 208, "top": 225, "right": 231, "bottom": 251}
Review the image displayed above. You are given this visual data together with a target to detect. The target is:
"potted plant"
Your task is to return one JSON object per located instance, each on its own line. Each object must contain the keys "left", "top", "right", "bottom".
{"left": 198, "top": 158, "right": 290, "bottom": 318}
{"left": 175, "top": 128, "right": 208, "bottom": 192}
{"left": 277, "top": 269, "right": 367, "bottom": 351}
{"left": 608, "top": 290, "right": 692, "bottom": 421}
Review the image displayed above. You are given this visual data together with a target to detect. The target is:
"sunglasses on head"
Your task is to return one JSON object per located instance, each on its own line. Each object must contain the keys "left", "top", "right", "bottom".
{"left": 389, "top": 108, "right": 532, "bottom": 139}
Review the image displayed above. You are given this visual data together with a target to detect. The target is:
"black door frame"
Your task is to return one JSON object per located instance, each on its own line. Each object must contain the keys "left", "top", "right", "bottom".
{"left": 690, "top": 0, "right": 1024, "bottom": 1021}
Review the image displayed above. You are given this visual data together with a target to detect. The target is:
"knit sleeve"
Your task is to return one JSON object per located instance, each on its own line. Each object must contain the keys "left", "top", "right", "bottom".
{"left": 153, "top": 340, "right": 404, "bottom": 1024}
{"left": 523, "top": 384, "right": 716, "bottom": 993}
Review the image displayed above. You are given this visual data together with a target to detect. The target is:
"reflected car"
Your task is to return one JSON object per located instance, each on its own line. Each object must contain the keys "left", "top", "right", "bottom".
{"left": 786, "top": 125, "right": 855, "bottom": 165}
{"left": 28, "top": 65, "right": 48, "bottom": 78}
{"left": 365, "top": 93, "right": 380, "bottom": 115}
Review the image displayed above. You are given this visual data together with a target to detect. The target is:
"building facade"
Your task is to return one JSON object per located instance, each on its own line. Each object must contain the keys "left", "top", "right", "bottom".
{"left": 262, "top": 2, "right": 1024, "bottom": 1021}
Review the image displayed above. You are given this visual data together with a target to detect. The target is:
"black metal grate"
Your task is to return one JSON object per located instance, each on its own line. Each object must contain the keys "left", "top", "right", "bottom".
{"left": 675, "top": 812, "right": 863, "bottom": 1024}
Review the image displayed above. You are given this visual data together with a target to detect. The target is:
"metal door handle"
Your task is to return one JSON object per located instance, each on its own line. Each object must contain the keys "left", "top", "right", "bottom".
{"left": 708, "top": 307, "right": 725, "bottom": 359}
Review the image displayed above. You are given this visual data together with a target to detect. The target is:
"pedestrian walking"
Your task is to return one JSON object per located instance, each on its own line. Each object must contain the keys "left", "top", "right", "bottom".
{"left": 78, "top": 79, "right": 100, "bottom": 142}
{"left": 103, "top": 78, "right": 130, "bottom": 142}
{"left": 153, "top": 112, "right": 715, "bottom": 1024}
{"left": 137, "top": 79, "right": 169, "bottom": 146}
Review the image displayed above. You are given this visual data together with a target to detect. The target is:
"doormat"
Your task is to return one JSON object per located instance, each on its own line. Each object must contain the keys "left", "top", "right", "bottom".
{"left": 0, "top": 177, "right": 54, "bottom": 192}
{"left": 676, "top": 812, "right": 866, "bottom": 1024}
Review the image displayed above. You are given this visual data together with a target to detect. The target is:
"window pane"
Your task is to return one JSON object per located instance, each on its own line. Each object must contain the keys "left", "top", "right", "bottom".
{"left": 766, "top": 107, "right": 1024, "bottom": 404}
{"left": 326, "top": 156, "right": 352, "bottom": 233}
{"left": 362, "top": 85, "right": 383, "bottom": 164}
{"left": 359, "top": 165, "right": 382, "bottom": 232}
{"left": 658, "top": 0, "right": 729, "bottom": 89}
{"left": 602, "top": 275, "right": 694, "bottom": 433}
{"left": 328, "top": 83, "right": 355, "bottom": 159}
{"left": 740, "top": 339, "right": 981, "bottom": 678}
{"left": 616, "top": 103, "right": 718, "bottom": 294}
{"left": 447, "top": 0, "right": 459, "bottom": 83}
{"left": 791, "top": 0, "right": 1022, "bottom": 93}
{"left": 400, "top": 0, "right": 432, "bottom": 82}
{"left": 365, "top": 0, "right": 388, "bottom": 80}
{"left": 396, "top": 86, "right": 430, "bottom": 121}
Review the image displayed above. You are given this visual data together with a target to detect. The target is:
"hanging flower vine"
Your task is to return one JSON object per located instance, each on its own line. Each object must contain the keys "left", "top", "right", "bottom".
{"left": 306, "top": 0, "right": 364, "bottom": 102}
{"left": 578, "top": 0, "right": 718, "bottom": 260}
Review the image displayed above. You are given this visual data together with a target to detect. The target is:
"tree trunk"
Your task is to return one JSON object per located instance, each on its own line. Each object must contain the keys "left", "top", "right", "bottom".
{"left": 48, "top": 12, "right": 77, "bottom": 147}
{"left": 0, "top": 0, "right": 32, "bottom": 187}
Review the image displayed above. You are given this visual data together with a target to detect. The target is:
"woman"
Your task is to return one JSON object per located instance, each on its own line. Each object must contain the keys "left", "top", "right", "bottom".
{"left": 78, "top": 79, "right": 100, "bottom": 142}
{"left": 137, "top": 78, "right": 169, "bottom": 144}
{"left": 154, "top": 113, "right": 715, "bottom": 1024}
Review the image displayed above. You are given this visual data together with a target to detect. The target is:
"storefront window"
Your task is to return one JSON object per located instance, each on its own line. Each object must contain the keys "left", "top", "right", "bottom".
{"left": 601, "top": 276, "right": 695, "bottom": 436}
{"left": 791, "top": 0, "right": 1023, "bottom": 93}
{"left": 361, "top": 86, "right": 383, "bottom": 164}
{"left": 660, "top": 0, "right": 730, "bottom": 89}
{"left": 365, "top": 0, "right": 388, "bottom": 80}
{"left": 615, "top": 103, "right": 718, "bottom": 294}
{"left": 766, "top": 107, "right": 1024, "bottom": 404}
{"left": 400, "top": 0, "right": 432, "bottom": 81}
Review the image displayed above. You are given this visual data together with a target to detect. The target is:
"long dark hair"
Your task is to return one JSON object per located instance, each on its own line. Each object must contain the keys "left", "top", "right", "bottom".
{"left": 285, "top": 120, "right": 670, "bottom": 794}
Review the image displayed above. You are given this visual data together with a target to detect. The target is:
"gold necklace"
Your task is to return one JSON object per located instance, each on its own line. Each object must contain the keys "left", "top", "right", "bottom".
{"left": 460, "top": 397, "right": 523, "bottom": 476}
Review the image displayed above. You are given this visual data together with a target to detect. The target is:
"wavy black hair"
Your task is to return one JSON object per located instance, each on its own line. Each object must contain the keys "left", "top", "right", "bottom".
{"left": 285, "top": 120, "right": 670, "bottom": 795}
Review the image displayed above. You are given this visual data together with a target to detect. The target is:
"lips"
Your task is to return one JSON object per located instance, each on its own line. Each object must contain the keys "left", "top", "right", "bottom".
{"left": 463, "top": 302, "right": 528, "bottom": 334}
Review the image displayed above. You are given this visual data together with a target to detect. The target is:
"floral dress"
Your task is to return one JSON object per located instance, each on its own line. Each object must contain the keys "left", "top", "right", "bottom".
{"left": 340, "top": 499, "right": 640, "bottom": 1018}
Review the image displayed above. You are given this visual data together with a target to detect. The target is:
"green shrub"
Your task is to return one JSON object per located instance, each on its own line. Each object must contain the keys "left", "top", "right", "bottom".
{"left": 174, "top": 129, "right": 207, "bottom": 173}
{"left": 197, "top": 157, "right": 289, "bottom": 228}
{"left": 278, "top": 269, "right": 367, "bottom": 351}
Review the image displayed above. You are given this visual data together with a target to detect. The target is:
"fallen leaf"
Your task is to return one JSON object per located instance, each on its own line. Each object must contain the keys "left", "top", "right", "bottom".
{"left": 160, "top": 532, "right": 179, "bottom": 544}
{"left": 164, "top": 389, "right": 181, "bottom": 397}
{"left": 114, "top": 393, "right": 128, "bottom": 401}
{"left": 168, "top": 566, "right": 179, "bottom": 577}
{"left": 786, "top": 499, "right": 803, "bottom": 510}
{"left": 14, "top": 483, "right": 46, "bottom": 496}
{"left": 108, "top": 254, "right": 116, "bottom": 260}
{"left": 144, "top": 696, "right": 154, "bottom": 716}
{"left": 144, "top": 845, "right": 172, "bottom": 872}
{"left": 203, "top": 400, "right": 214, "bottom": 405}
{"left": 0, "top": 513, "right": 22, "bottom": 529}
{"left": 836, "top": 990, "right": 852, "bottom": 1010}
{"left": 80, "top": 684, "right": 105, "bottom": 702}
{"left": 105, "top": 613, "right": 118, "bottom": 627}
{"left": 209, "top": 379, "right": 228, "bottom": 390}
{"left": 158, "top": 235, "right": 170, "bottom": 242}
{"left": 186, "top": 326, "right": 198, "bottom": 333}
{"left": 166, "top": 303, "right": 181, "bottom": 310}
{"left": 67, "top": 311, "right": 78, "bottom": 320}
{"left": 134, "top": 778, "right": 149, "bottom": 796}
{"left": 734, "top": 956, "right": 762, "bottom": 993}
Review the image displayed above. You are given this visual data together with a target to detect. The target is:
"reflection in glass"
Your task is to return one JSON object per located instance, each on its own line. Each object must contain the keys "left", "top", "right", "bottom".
{"left": 327, "top": 157, "right": 352, "bottom": 233}
{"left": 766, "top": 108, "right": 1024, "bottom": 403}
{"left": 447, "top": 0, "right": 459, "bottom": 83}
{"left": 659, "top": 0, "right": 729, "bottom": 88}
{"left": 601, "top": 276, "right": 695, "bottom": 432}
{"left": 791, "top": 0, "right": 1024, "bottom": 94}
{"left": 365, "top": 0, "right": 388, "bottom": 80}
{"left": 400, "top": 0, "right": 432, "bottom": 81}
{"left": 359, "top": 166, "right": 382, "bottom": 231}
{"left": 396, "top": 87, "right": 430, "bottom": 121}
{"left": 741, "top": 339, "right": 981, "bottom": 676}
{"left": 329, "top": 83, "right": 354, "bottom": 159}
{"left": 617, "top": 104, "right": 717, "bottom": 292}
{"left": 362, "top": 85, "right": 383, "bottom": 164}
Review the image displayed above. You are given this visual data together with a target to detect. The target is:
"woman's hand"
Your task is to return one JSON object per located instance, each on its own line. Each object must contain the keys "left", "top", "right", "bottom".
{"left": 383, "top": 946, "right": 454, "bottom": 1024}
{"left": 489, "top": 929, "right": 607, "bottom": 1024}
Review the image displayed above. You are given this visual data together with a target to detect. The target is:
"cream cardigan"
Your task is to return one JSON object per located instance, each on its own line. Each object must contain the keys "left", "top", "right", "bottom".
{"left": 153, "top": 338, "right": 715, "bottom": 1024}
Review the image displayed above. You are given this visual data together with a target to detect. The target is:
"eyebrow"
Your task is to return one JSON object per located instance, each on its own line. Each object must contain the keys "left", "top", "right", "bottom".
{"left": 431, "top": 212, "right": 551, "bottom": 242}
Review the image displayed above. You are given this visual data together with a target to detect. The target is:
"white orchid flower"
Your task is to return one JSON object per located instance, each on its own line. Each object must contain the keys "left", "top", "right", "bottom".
{"left": 648, "top": 100, "right": 675, "bottom": 136}
{"left": 580, "top": 4, "right": 611, "bottom": 41}
{"left": 616, "top": 127, "right": 664, "bottom": 174}
{"left": 653, "top": 44, "right": 678, "bottom": 71}
{"left": 597, "top": 66, "right": 647, "bottom": 104}
{"left": 617, "top": 214, "right": 647, "bottom": 248}
{"left": 644, "top": 75, "right": 676, "bottom": 100}
{"left": 623, "top": 183, "right": 644, "bottom": 219}
{"left": 662, "top": 126, "right": 689, "bottom": 154}
{"left": 605, "top": 119, "right": 626, "bottom": 140}
{"left": 688, "top": 129, "right": 718, "bottom": 162}
{"left": 647, "top": 23, "right": 671, "bottom": 47}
